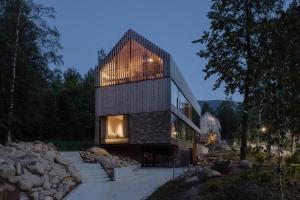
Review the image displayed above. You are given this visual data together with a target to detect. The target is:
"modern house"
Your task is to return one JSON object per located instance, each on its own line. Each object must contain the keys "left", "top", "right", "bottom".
{"left": 200, "top": 112, "right": 221, "bottom": 143}
{"left": 94, "top": 29, "right": 202, "bottom": 166}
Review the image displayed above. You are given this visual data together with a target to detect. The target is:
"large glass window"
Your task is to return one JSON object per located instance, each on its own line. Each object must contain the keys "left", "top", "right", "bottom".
{"left": 100, "top": 40, "right": 163, "bottom": 86}
{"left": 171, "top": 81, "right": 200, "bottom": 128}
{"left": 171, "top": 113, "right": 197, "bottom": 143}
{"left": 104, "top": 115, "right": 128, "bottom": 144}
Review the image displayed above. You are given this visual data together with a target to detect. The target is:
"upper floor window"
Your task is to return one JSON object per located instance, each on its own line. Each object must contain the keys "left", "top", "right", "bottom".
{"left": 99, "top": 40, "right": 163, "bottom": 86}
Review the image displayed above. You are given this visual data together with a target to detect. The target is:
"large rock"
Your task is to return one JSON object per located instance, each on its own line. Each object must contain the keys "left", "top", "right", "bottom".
{"left": 0, "top": 163, "right": 15, "bottom": 179}
{"left": 19, "top": 169, "right": 43, "bottom": 191}
{"left": 89, "top": 147, "right": 110, "bottom": 156}
{"left": 55, "top": 155, "right": 70, "bottom": 166}
{"left": 49, "top": 164, "right": 68, "bottom": 180}
{"left": 239, "top": 160, "right": 253, "bottom": 169}
{"left": 197, "top": 167, "right": 222, "bottom": 179}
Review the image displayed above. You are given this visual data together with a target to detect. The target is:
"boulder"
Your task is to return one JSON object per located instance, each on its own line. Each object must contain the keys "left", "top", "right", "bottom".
{"left": 0, "top": 163, "right": 15, "bottom": 179}
{"left": 15, "top": 162, "right": 23, "bottom": 175}
{"left": 239, "top": 160, "right": 253, "bottom": 169}
{"left": 26, "top": 161, "right": 46, "bottom": 175}
{"left": 8, "top": 175, "right": 22, "bottom": 184}
{"left": 68, "top": 166, "right": 81, "bottom": 182}
{"left": 55, "top": 155, "right": 70, "bottom": 166}
{"left": 197, "top": 167, "right": 222, "bottom": 179}
{"left": 53, "top": 191, "right": 63, "bottom": 200}
{"left": 89, "top": 147, "right": 110, "bottom": 156}
{"left": 185, "top": 176, "right": 199, "bottom": 183}
{"left": 19, "top": 192, "right": 29, "bottom": 200}
{"left": 49, "top": 164, "right": 68, "bottom": 180}
{"left": 18, "top": 169, "right": 43, "bottom": 191}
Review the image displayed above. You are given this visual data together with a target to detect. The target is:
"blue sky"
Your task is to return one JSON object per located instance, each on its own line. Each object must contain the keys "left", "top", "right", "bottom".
{"left": 36, "top": 0, "right": 243, "bottom": 101}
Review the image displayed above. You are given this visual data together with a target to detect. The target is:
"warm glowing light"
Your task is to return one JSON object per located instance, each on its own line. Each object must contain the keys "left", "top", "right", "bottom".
{"left": 261, "top": 127, "right": 267, "bottom": 133}
{"left": 148, "top": 58, "right": 154, "bottom": 62}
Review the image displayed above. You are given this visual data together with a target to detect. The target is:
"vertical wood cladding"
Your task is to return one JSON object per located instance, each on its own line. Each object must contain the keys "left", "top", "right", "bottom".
{"left": 129, "top": 111, "right": 170, "bottom": 144}
{"left": 95, "top": 78, "right": 170, "bottom": 116}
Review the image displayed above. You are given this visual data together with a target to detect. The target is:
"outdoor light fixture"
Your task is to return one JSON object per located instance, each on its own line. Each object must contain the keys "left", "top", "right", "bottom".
{"left": 261, "top": 126, "right": 267, "bottom": 133}
{"left": 148, "top": 58, "right": 154, "bottom": 62}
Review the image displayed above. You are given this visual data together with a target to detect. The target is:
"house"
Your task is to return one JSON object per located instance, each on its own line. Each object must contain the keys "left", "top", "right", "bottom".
{"left": 94, "top": 29, "right": 202, "bottom": 166}
{"left": 200, "top": 112, "right": 221, "bottom": 143}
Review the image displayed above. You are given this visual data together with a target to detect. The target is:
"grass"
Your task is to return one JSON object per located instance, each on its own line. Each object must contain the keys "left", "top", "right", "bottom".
{"left": 43, "top": 140, "right": 94, "bottom": 151}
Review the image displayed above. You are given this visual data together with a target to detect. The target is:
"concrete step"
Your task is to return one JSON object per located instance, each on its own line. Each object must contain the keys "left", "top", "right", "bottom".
{"left": 60, "top": 151, "right": 110, "bottom": 184}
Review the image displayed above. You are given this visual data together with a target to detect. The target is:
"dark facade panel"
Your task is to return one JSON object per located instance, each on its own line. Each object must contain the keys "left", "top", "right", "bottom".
{"left": 95, "top": 78, "right": 170, "bottom": 116}
{"left": 129, "top": 111, "right": 171, "bottom": 144}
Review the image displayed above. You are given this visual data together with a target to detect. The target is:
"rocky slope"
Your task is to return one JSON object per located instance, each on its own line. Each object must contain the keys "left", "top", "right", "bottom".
{"left": 0, "top": 141, "right": 81, "bottom": 200}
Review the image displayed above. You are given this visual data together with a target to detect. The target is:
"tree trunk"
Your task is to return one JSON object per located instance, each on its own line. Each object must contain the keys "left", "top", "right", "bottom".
{"left": 291, "top": 134, "right": 296, "bottom": 154}
{"left": 7, "top": 3, "right": 22, "bottom": 143}
{"left": 240, "top": 0, "right": 252, "bottom": 160}
{"left": 240, "top": 90, "right": 249, "bottom": 160}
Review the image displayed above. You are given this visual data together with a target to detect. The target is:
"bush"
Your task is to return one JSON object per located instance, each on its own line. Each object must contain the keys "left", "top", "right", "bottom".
{"left": 254, "top": 152, "right": 267, "bottom": 166}
{"left": 211, "top": 159, "right": 231, "bottom": 174}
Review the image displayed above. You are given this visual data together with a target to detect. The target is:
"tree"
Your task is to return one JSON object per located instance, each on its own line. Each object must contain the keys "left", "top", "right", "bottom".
{"left": 201, "top": 102, "right": 215, "bottom": 115}
{"left": 216, "top": 99, "right": 239, "bottom": 142}
{"left": 193, "top": 0, "right": 283, "bottom": 160}
{"left": 0, "top": 0, "right": 62, "bottom": 142}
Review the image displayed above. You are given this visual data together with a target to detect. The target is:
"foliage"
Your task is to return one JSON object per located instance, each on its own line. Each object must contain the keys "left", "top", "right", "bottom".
{"left": 194, "top": 0, "right": 283, "bottom": 160}
{"left": 0, "top": 0, "right": 95, "bottom": 143}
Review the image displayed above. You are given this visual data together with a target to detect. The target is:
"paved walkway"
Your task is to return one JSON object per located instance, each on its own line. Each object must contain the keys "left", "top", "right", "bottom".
{"left": 62, "top": 152, "right": 187, "bottom": 200}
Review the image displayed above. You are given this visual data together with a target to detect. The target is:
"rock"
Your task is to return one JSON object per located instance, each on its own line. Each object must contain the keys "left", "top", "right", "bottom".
{"left": 68, "top": 166, "right": 81, "bottom": 183}
{"left": 49, "top": 164, "right": 68, "bottom": 180}
{"left": 53, "top": 191, "right": 64, "bottom": 200}
{"left": 15, "top": 162, "right": 23, "bottom": 175}
{"left": 19, "top": 169, "right": 43, "bottom": 190}
{"left": 41, "top": 189, "right": 52, "bottom": 196}
{"left": 50, "top": 176, "right": 59, "bottom": 184}
{"left": 19, "top": 192, "right": 29, "bottom": 200}
{"left": 0, "top": 163, "right": 15, "bottom": 179}
{"left": 18, "top": 179, "right": 33, "bottom": 191}
{"left": 89, "top": 147, "right": 110, "bottom": 156}
{"left": 44, "top": 196, "right": 53, "bottom": 200}
{"left": 30, "top": 192, "right": 39, "bottom": 200}
{"left": 0, "top": 158, "right": 6, "bottom": 164}
{"left": 8, "top": 175, "right": 22, "bottom": 184}
{"left": 31, "top": 187, "right": 43, "bottom": 192}
{"left": 239, "top": 160, "right": 253, "bottom": 169}
{"left": 0, "top": 183, "right": 16, "bottom": 192}
{"left": 197, "top": 167, "right": 222, "bottom": 179}
{"left": 186, "top": 176, "right": 199, "bottom": 183}
{"left": 26, "top": 160, "right": 47, "bottom": 175}
{"left": 55, "top": 155, "right": 70, "bottom": 166}
{"left": 44, "top": 150, "right": 57, "bottom": 162}
{"left": 43, "top": 181, "right": 52, "bottom": 190}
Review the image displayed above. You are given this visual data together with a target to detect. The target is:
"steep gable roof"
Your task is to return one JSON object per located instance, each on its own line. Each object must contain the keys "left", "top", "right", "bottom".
{"left": 99, "top": 29, "right": 170, "bottom": 69}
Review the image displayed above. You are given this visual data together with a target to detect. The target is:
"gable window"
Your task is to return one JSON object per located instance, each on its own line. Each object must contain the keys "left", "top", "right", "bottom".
{"left": 99, "top": 40, "right": 163, "bottom": 86}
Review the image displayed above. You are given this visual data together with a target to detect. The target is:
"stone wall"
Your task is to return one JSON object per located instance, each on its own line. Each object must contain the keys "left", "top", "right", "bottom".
{"left": 129, "top": 111, "right": 171, "bottom": 144}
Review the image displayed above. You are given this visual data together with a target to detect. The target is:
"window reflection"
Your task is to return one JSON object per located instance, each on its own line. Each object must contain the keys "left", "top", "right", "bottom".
{"left": 171, "top": 81, "right": 200, "bottom": 128}
{"left": 171, "top": 114, "right": 196, "bottom": 143}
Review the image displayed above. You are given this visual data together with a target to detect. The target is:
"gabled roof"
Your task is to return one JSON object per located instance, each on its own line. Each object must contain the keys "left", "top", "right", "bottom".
{"left": 99, "top": 29, "right": 170, "bottom": 69}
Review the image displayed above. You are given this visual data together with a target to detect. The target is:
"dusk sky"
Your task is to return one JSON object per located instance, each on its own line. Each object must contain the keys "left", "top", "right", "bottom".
{"left": 37, "top": 0, "right": 243, "bottom": 101}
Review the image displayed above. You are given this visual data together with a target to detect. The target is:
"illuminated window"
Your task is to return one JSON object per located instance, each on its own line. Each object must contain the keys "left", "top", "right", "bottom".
{"left": 104, "top": 115, "right": 128, "bottom": 144}
{"left": 100, "top": 40, "right": 163, "bottom": 86}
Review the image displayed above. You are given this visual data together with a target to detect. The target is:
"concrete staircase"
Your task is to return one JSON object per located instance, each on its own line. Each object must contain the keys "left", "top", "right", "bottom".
{"left": 60, "top": 151, "right": 111, "bottom": 183}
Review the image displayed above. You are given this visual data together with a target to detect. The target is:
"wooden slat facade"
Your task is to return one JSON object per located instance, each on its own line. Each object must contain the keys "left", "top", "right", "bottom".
{"left": 95, "top": 78, "right": 170, "bottom": 116}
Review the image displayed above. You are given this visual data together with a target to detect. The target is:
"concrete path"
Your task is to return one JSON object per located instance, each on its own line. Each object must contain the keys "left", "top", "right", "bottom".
{"left": 60, "top": 152, "right": 110, "bottom": 183}
{"left": 62, "top": 151, "right": 187, "bottom": 200}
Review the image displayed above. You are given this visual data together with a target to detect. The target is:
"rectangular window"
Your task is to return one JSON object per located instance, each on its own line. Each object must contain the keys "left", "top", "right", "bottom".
{"left": 103, "top": 115, "right": 128, "bottom": 144}
{"left": 171, "top": 80, "right": 200, "bottom": 128}
{"left": 171, "top": 113, "right": 197, "bottom": 143}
